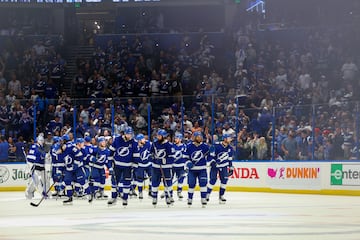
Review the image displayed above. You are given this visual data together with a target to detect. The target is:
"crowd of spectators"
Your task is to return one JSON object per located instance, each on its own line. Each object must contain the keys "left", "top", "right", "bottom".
{"left": 0, "top": 13, "right": 359, "bottom": 162}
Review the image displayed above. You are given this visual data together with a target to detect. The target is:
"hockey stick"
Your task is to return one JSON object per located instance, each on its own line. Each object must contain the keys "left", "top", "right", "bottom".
{"left": 64, "top": 127, "right": 72, "bottom": 136}
{"left": 172, "top": 172, "right": 188, "bottom": 186}
{"left": 159, "top": 165, "right": 172, "bottom": 201}
{"left": 30, "top": 181, "right": 56, "bottom": 207}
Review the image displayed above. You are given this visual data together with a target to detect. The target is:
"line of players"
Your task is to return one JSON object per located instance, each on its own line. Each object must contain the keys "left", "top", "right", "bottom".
{"left": 25, "top": 126, "right": 235, "bottom": 207}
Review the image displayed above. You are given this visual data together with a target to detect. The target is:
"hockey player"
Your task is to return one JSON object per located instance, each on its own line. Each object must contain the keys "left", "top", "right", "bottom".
{"left": 50, "top": 136, "right": 65, "bottom": 197}
{"left": 107, "top": 126, "right": 135, "bottom": 207}
{"left": 206, "top": 134, "right": 234, "bottom": 204}
{"left": 88, "top": 136, "right": 112, "bottom": 203}
{"left": 61, "top": 138, "right": 91, "bottom": 205}
{"left": 82, "top": 136, "right": 95, "bottom": 188}
{"left": 25, "top": 135, "right": 46, "bottom": 199}
{"left": 150, "top": 129, "right": 174, "bottom": 206}
{"left": 171, "top": 133, "right": 187, "bottom": 200}
{"left": 183, "top": 131, "right": 210, "bottom": 207}
{"left": 133, "top": 133, "right": 152, "bottom": 200}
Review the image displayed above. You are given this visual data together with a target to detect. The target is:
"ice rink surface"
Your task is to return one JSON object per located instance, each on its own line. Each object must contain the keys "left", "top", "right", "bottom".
{"left": 0, "top": 191, "right": 360, "bottom": 240}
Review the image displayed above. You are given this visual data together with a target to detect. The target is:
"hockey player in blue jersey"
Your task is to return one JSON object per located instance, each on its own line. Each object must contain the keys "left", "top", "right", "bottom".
{"left": 133, "top": 133, "right": 152, "bottom": 200}
{"left": 25, "top": 135, "right": 47, "bottom": 199}
{"left": 61, "top": 138, "right": 91, "bottom": 205}
{"left": 82, "top": 136, "right": 94, "bottom": 180}
{"left": 88, "top": 136, "right": 112, "bottom": 203}
{"left": 206, "top": 134, "right": 234, "bottom": 204}
{"left": 50, "top": 136, "right": 65, "bottom": 197}
{"left": 172, "top": 133, "right": 187, "bottom": 200}
{"left": 150, "top": 129, "right": 174, "bottom": 206}
{"left": 107, "top": 126, "right": 135, "bottom": 207}
{"left": 183, "top": 131, "right": 210, "bottom": 207}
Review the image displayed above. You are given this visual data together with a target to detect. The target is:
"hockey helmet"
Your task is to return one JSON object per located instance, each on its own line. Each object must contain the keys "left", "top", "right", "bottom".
{"left": 157, "top": 129, "right": 168, "bottom": 137}
{"left": 135, "top": 133, "right": 145, "bottom": 141}
{"left": 175, "top": 133, "right": 183, "bottom": 140}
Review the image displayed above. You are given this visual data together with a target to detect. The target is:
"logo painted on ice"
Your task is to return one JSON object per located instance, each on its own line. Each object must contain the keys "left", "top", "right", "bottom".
{"left": 0, "top": 166, "right": 10, "bottom": 184}
{"left": 117, "top": 147, "right": 130, "bottom": 157}
{"left": 191, "top": 150, "right": 204, "bottom": 163}
{"left": 217, "top": 152, "right": 229, "bottom": 162}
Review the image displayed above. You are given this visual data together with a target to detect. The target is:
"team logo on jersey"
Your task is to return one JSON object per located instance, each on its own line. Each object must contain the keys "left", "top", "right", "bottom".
{"left": 64, "top": 155, "right": 73, "bottom": 165}
{"left": 117, "top": 147, "right": 130, "bottom": 157}
{"left": 97, "top": 155, "right": 106, "bottom": 164}
{"left": 191, "top": 150, "right": 204, "bottom": 163}
{"left": 140, "top": 149, "right": 150, "bottom": 161}
{"left": 173, "top": 150, "right": 183, "bottom": 161}
{"left": 217, "top": 152, "right": 229, "bottom": 162}
{"left": 155, "top": 148, "right": 166, "bottom": 160}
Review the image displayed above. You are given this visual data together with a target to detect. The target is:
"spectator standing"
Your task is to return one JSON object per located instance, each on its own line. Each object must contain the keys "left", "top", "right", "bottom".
{"left": 281, "top": 130, "right": 299, "bottom": 160}
{"left": 0, "top": 135, "right": 9, "bottom": 162}
{"left": 8, "top": 73, "right": 22, "bottom": 98}
{"left": 0, "top": 71, "right": 7, "bottom": 94}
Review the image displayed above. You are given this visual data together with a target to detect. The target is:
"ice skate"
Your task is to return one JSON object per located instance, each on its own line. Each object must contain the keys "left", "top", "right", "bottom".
{"left": 63, "top": 197, "right": 73, "bottom": 205}
{"left": 206, "top": 193, "right": 210, "bottom": 202}
{"left": 51, "top": 192, "right": 59, "bottom": 198}
{"left": 219, "top": 195, "right": 227, "bottom": 204}
{"left": 166, "top": 197, "right": 171, "bottom": 207}
{"left": 201, "top": 198, "right": 207, "bottom": 208}
{"left": 129, "top": 189, "right": 137, "bottom": 199}
{"left": 152, "top": 197, "right": 157, "bottom": 207}
{"left": 122, "top": 200, "right": 128, "bottom": 207}
{"left": 160, "top": 192, "right": 165, "bottom": 199}
{"left": 177, "top": 191, "right": 183, "bottom": 200}
{"left": 96, "top": 191, "right": 108, "bottom": 200}
{"left": 25, "top": 191, "right": 34, "bottom": 200}
{"left": 107, "top": 198, "right": 117, "bottom": 206}
{"left": 187, "top": 198, "right": 192, "bottom": 207}
{"left": 139, "top": 192, "right": 143, "bottom": 200}
{"left": 88, "top": 193, "right": 95, "bottom": 203}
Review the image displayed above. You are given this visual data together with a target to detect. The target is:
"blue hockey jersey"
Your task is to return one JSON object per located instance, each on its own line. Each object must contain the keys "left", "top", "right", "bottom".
{"left": 209, "top": 142, "right": 233, "bottom": 168}
{"left": 151, "top": 140, "right": 174, "bottom": 169}
{"left": 133, "top": 140, "right": 152, "bottom": 168}
{"left": 109, "top": 135, "right": 135, "bottom": 167}
{"left": 90, "top": 147, "right": 112, "bottom": 169}
{"left": 172, "top": 143, "right": 186, "bottom": 168}
{"left": 63, "top": 143, "right": 84, "bottom": 172}
{"left": 183, "top": 142, "right": 210, "bottom": 170}
{"left": 27, "top": 143, "right": 46, "bottom": 169}
{"left": 51, "top": 142, "right": 64, "bottom": 170}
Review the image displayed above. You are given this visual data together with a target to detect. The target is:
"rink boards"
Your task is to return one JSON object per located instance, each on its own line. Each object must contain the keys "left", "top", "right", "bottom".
{"left": 0, "top": 161, "right": 360, "bottom": 195}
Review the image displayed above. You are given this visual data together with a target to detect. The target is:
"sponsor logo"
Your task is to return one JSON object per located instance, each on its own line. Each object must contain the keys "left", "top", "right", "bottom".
{"left": 268, "top": 167, "right": 320, "bottom": 179}
{"left": 331, "top": 164, "right": 360, "bottom": 186}
{"left": 229, "top": 167, "right": 259, "bottom": 179}
{"left": 0, "top": 166, "right": 10, "bottom": 183}
{"left": 12, "top": 168, "right": 32, "bottom": 181}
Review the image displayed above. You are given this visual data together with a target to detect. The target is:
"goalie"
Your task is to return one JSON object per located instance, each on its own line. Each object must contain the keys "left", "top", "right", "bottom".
{"left": 25, "top": 134, "right": 47, "bottom": 199}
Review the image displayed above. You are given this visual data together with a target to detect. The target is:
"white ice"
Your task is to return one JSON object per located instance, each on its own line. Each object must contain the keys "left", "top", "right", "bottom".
{"left": 0, "top": 191, "right": 360, "bottom": 240}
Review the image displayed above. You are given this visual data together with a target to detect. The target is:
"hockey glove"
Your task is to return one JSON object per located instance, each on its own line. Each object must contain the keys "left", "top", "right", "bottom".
{"left": 55, "top": 172, "right": 62, "bottom": 182}
{"left": 184, "top": 161, "right": 194, "bottom": 173}
{"left": 109, "top": 168, "right": 114, "bottom": 175}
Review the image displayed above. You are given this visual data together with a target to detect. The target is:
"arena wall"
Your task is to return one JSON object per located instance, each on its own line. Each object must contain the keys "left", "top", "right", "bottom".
{"left": 1, "top": 161, "right": 360, "bottom": 196}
